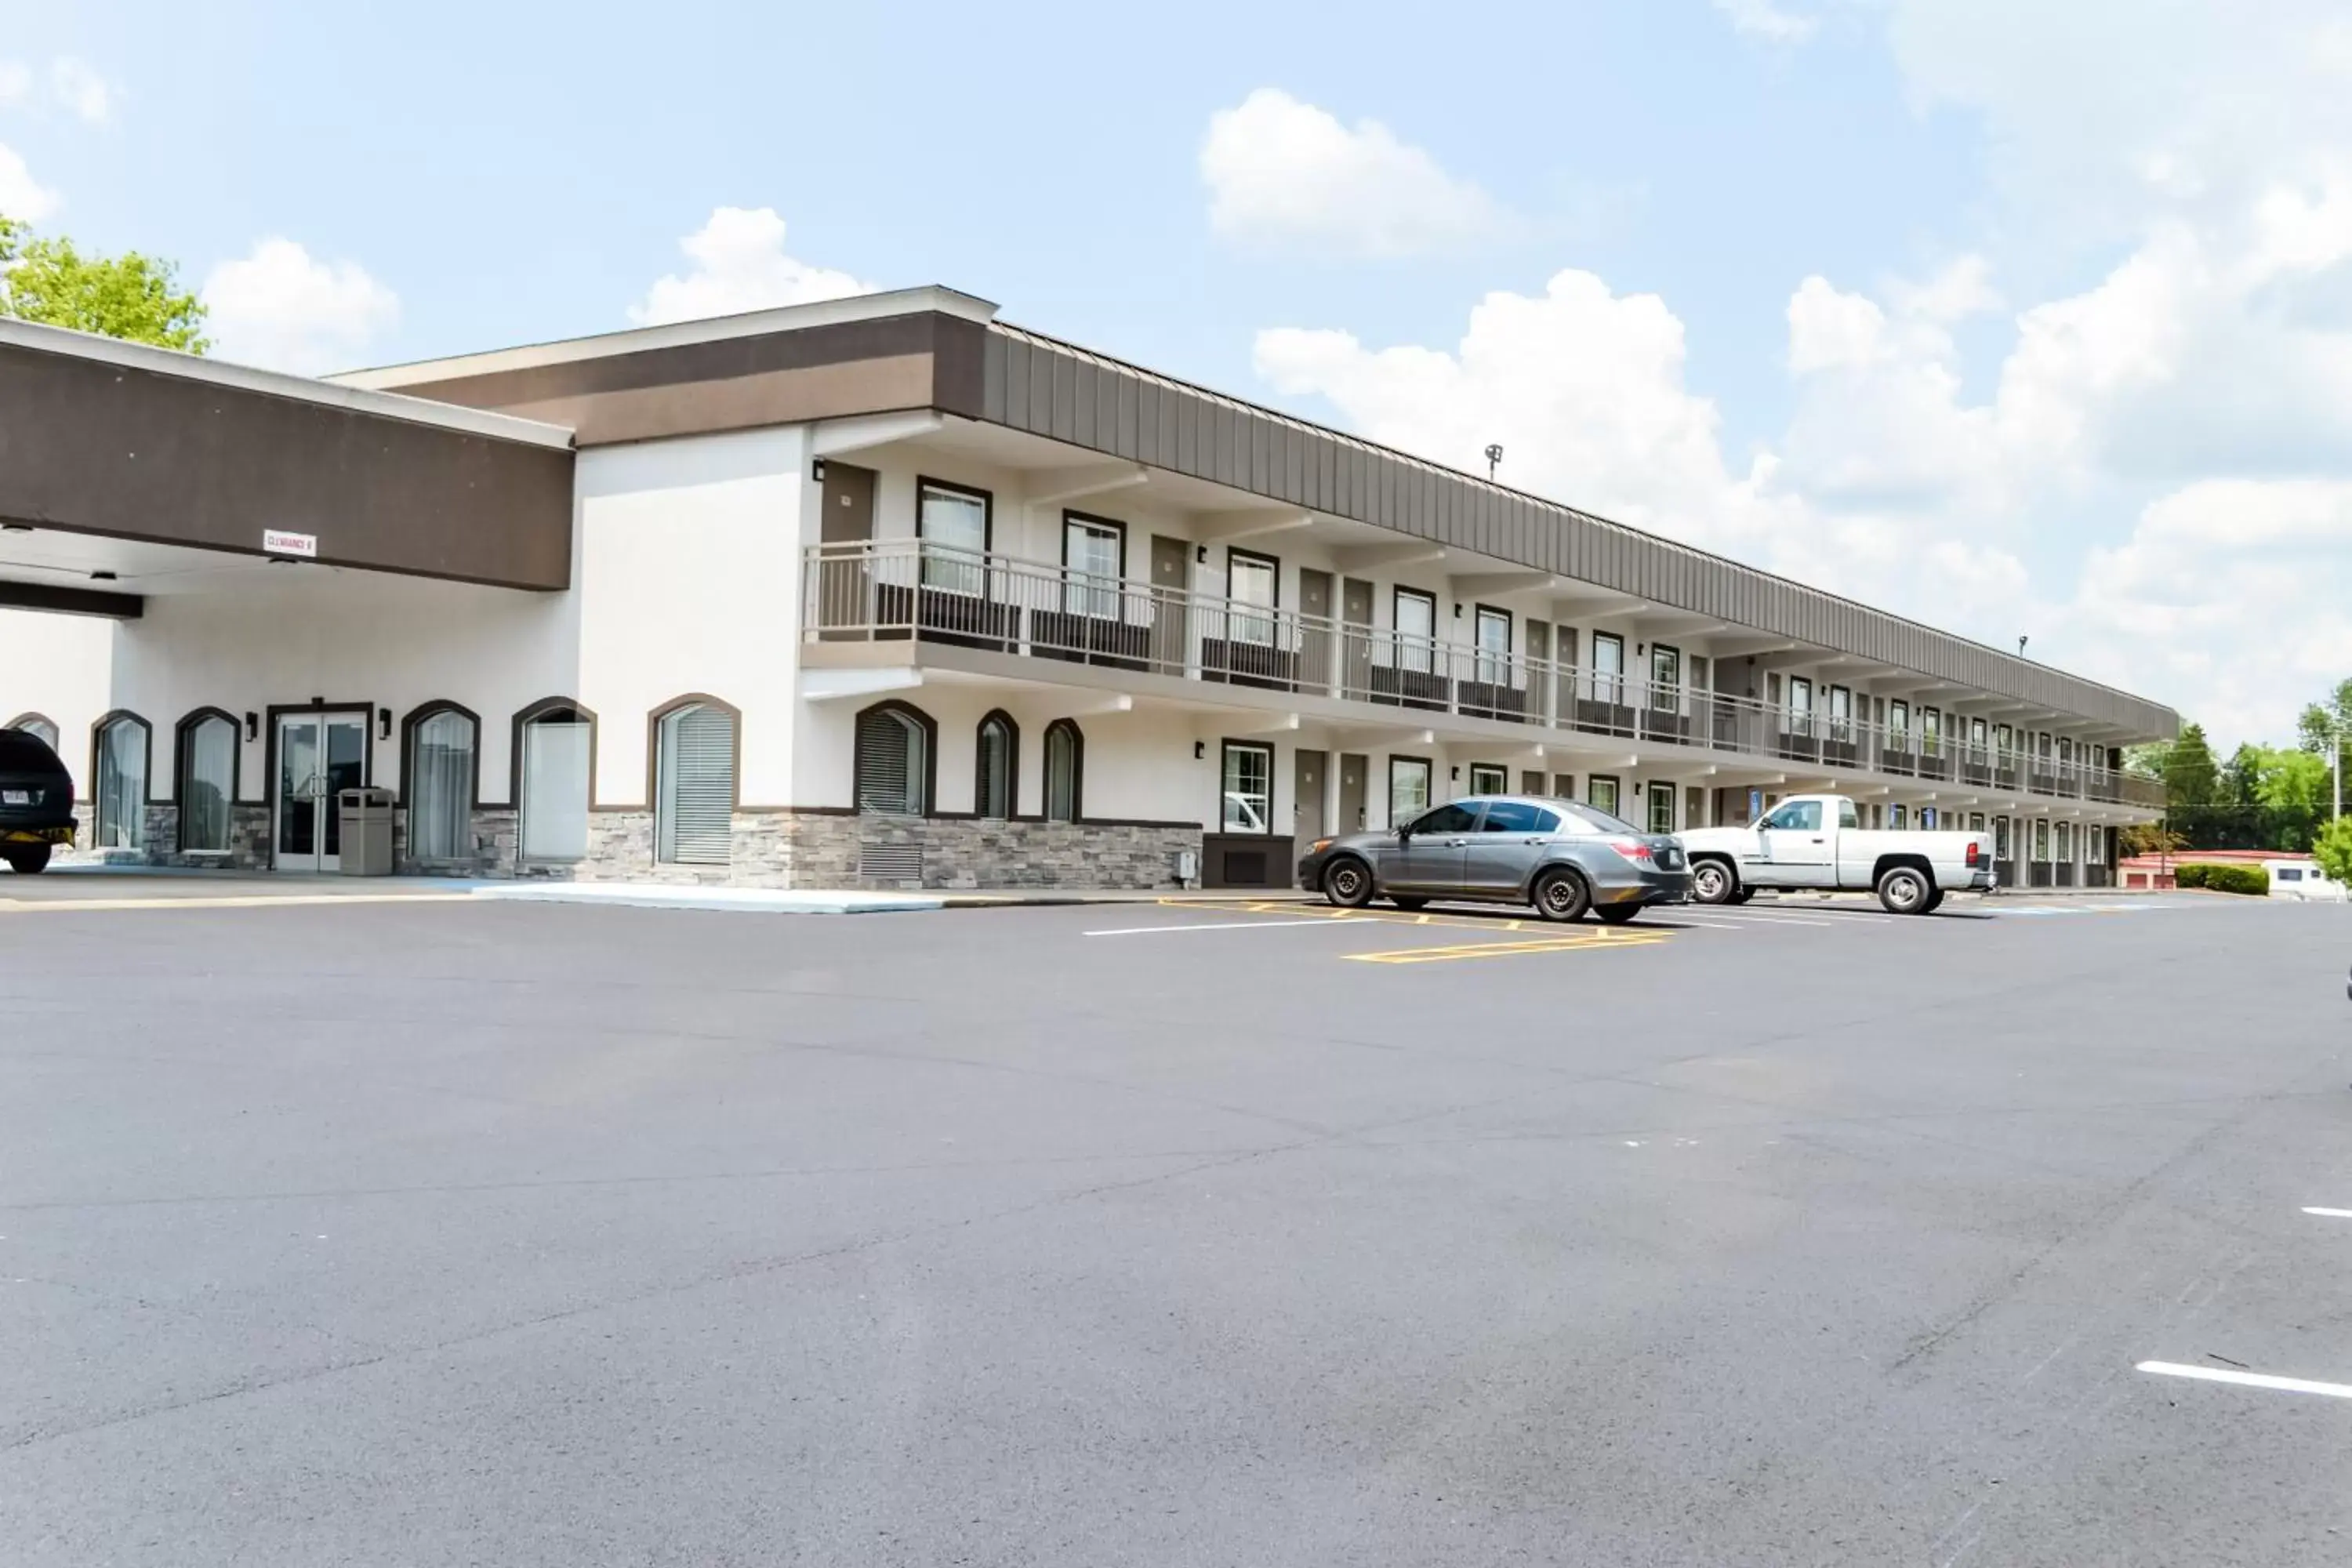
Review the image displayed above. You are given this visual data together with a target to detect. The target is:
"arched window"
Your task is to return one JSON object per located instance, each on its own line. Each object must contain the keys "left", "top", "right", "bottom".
{"left": 176, "top": 710, "right": 238, "bottom": 853}
{"left": 655, "top": 698, "right": 736, "bottom": 865}
{"left": 93, "top": 712, "right": 150, "bottom": 849}
{"left": 405, "top": 704, "right": 478, "bottom": 861}
{"left": 6, "top": 713, "right": 60, "bottom": 752}
{"left": 516, "top": 699, "right": 593, "bottom": 862}
{"left": 1044, "top": 719, "right": 1083, "bottom": 822}
{"left": 975, "top": 711, "right": 1017, "bottom": 819}
{"left": 855, "top": 702, "right": 933, "bottom": 815}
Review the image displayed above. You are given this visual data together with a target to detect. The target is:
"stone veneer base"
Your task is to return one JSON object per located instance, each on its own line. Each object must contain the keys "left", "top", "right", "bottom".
{"left": 82, "top": 805, "right": 1200, "bottom": 892}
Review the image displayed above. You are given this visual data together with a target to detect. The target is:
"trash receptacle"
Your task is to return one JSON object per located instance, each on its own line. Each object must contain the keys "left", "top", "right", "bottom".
{"left": 337, "top": 786, "right": 395, "bottom": 876}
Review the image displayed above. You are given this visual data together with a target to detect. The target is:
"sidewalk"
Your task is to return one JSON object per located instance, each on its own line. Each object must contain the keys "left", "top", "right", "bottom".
{"left": 5, "top": 864, "right": 1314, "bottom": 916}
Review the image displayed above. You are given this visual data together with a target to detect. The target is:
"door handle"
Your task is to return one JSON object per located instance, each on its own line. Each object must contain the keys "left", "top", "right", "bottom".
{"left": 1809, "top": 837, "right": 1825, "bottom": 844}
{"left": 1446, "top": 837, "right": 1468, "bottom": 847}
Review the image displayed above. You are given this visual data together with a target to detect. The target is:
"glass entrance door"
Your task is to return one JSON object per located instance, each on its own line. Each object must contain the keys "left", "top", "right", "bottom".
{"left": 275, "top": 713, "right": 368, "bottom": 871}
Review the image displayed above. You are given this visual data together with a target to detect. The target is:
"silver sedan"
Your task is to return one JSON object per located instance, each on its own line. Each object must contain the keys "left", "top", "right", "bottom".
{"left": 1295, "top": 795, "right": 1693, "bottom": 924}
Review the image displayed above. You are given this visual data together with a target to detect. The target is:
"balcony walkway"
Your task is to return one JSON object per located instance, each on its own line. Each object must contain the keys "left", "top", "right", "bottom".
{"left": 803, "top": 542, "right": 2165, "bottom": 818}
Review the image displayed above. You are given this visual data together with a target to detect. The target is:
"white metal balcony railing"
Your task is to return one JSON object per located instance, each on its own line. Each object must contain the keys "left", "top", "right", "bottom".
{"left": 804, "top": 541, "right": 2165, "bottom": 813}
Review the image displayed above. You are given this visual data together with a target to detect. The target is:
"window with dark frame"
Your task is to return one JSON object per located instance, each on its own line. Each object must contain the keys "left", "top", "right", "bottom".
{"left": 1468, "top": 762, "right": 1507, "bottom": 795}
{"left": 1389, "top": 756, "right": 1432, "bottom": 823}
{"left": 1591, "top": 632, "right": 1625, "bottom": 702}
{"left": 95, "top": 713, "right": 149, "bottom": 850}
{"left": 1647, "top": 780, "right": 1674, "bottom": 834}
{"left": 1475, "top": 606, "right": 1512, "bottom": 685}
{"left": 406, "top": 707, "right": 477, "bottom": 861}
{"left": 1062, "top": 512, "right": 1123, "bottom": 621}
{"left": 1221, "top": 739, "right": 1273, "bottom": 833}
{"left": 1588, "top": 774, "right": 1621, "bottom": 816}
{"left": 1650, "top": 643, "right": 1681, "bottom": 706}
{"left": 1394, "top": 586, "right": 1436, "bottom": 673}
{"left": 1044, "top": 720, "right": 1083, "bottom": 823}
{"left": 1228, "top": 550, "right": 1279, "bottom": 648}
{"left": 917, "top": 478, "right": 989, "bottom": 596}
{"left": 178, "top": 713, "right": 237, "bottom": 854}
{"left": 520, "top": 705, "right": 592, "bottom": 862}
{"left": 975, "top": 713, "right": 1016, "bottom": 820}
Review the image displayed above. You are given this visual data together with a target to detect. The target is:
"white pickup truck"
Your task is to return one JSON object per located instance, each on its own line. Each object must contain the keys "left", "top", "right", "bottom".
{"left": 1679, "top": 793, "right": 1994, "bottom": 914}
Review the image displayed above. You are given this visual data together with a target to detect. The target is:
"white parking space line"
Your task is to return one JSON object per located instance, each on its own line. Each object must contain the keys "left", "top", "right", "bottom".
{"left": 1675, "top": 911, "right": 1844, "bottom": 927}
{"left": 2302, "top": 1207, "right": 2352, "bottom": 1219}
{"left": 2136, "top": 1361, "right": 2352, "bottom": 1399}
{"left": 1083, "top": 918, "right": 1356, "bottom": 938}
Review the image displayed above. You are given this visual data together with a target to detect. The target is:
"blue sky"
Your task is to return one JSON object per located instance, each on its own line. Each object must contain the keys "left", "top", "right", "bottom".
{"left": 7, "top": 0, "right": 2350, "bottom": 745}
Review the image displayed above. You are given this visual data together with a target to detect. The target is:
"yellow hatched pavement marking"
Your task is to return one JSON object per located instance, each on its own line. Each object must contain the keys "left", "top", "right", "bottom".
{"left": 0, "top": 892, "right": 477, "bottom": 914}
{"left": 1347, "top": 931, "right": 1672, "bottom": 964}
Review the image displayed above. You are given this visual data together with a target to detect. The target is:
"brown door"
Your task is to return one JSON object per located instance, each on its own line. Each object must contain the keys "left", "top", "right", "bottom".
{"left": 1338, "top": 752, "right": 1368, "bottom": 832}
{"left": 1294, "top": 750, "right": 1327, "bottom": 843}
{"left": 1341, "top": 577, "right": 1374, "bottom": 699}
{"left": 1151, "top": 535, "right": 1189, "bottom": 672}
{"left": 817, "top": 462, "right": 877, "bottom": 638}
{"left": 1298, "top": 568, "right": 1334, "bottom": 693}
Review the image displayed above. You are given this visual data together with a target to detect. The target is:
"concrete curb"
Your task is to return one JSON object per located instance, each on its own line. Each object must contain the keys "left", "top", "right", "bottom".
{"left": 469, "top": 885, "right": 948, "bottom": 915}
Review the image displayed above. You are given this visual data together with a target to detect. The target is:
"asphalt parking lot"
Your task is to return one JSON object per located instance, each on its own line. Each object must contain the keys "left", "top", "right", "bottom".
{"left": 5, "top": 889, "right": 2350, "bottom": 1565}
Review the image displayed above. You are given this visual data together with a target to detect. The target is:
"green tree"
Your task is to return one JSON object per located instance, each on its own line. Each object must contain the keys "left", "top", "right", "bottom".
{"left": 2301, "top": 677, "right": 2352, "bottom": 793}
{"left": 2314, "top": 815, "right": 2352, "bottom": 885}
{"left": 0, "top": 214, "right": 209, "bottom": 352}
{"left": 2123, "top": 739, "right": 2173, "bottom": 779}
{"left": 2254, "top": 747, "right": 2331, "bottom": 814}
{"left": 2161, "top": 723, "right": 2220, "bottom": 808}
{"left": 2220, "top": 743, "right": 2264, "bottom": 806}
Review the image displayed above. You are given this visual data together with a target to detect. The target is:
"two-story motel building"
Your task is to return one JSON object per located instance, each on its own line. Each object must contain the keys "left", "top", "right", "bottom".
{"left": 0, "top": 288, "right": 2174, "bottom": 891}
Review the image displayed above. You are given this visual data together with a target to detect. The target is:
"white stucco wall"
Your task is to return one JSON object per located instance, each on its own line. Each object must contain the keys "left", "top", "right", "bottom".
{"left": 0, "top": 609, "right": 115, "bottom": 786}
{"left": 575, "top": 426, "right": 808, "bottom": 806}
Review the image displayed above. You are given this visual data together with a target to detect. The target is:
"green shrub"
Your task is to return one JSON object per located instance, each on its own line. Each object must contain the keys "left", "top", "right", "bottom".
{"left": 2172, "top": 863, "right": 2209, "bottom": 888}
{"left": 2205, "top": 863, "right": 2271, "bottom": 896}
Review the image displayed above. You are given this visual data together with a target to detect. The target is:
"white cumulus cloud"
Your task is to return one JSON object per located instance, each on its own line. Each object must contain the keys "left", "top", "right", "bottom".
{"left": 1201, "top": 89, "right": 1508, "bottom": 258}
{"left": 48, "top": 58, "right": 111, "bottom": 124}
{"left": 629, "top": 207, "right": 874, "bottom": 327}
{"left": 0, "top": 142, "right": 59, "bottom": 221}
{"left": 1712, "top": 0, "right": 1819, "bottom": 43}
{"left": 202, "top": 239, "right": 400, "bottom": 374}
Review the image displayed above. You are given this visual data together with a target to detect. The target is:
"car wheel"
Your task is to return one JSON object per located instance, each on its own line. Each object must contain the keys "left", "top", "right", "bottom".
{"left": 3, "top": 844, "right": 51, "bottom": 875}
{"left": 1388, "top": 895, "right": 1429, "bottom": 911}
{"left": 1532, "top": 867, "right": 1592, "bottom": 924}
{"left": 1323, "top": 857, "right": 1376, "bottom": 909}
{"left": 1690, "top": 858, "right": 1737, "bottom": 905}
{"left": 1595, "top": 904, "right": 1642, "bottom": 925}
{"left": 1877, "top": 865, "right": 1929, "bottom": 915}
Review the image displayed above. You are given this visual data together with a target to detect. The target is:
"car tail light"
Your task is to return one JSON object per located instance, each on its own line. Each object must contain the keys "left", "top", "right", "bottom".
{"left": 1605, "top": 837, "right": 1655, "bottom": 862}
{"left": 1965, "top": 840, "right": 1982, "bottom": 867}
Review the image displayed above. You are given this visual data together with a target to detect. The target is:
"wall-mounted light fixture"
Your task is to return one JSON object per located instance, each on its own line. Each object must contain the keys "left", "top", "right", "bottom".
{"left": 1193, "top": 740, "right": 1206, "bottom": 760}
{"left": 244, "top": 712, "right": 259, "bottom": 742}
{"left": 1450, "top": 766, "right": 1461, "bottom": 782}
{"left": 378, "top": 707, "right": 392, "bottom": 740}
{"left": 1195, "top": 545, "right": 1208, "bottom": 564}
{"left": 811, "top": 459, "right": 827, "bottom": 483}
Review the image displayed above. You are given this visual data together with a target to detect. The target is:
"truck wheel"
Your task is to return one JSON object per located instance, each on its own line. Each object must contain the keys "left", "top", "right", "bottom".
{"left": 1532, "top": 867, "right": 1592, "bottom": 924}
{"left": 3, "top": 844, "right": 51, "bottom": 875}
{"left": 1877, "top": 865, "right": 1930, "bottom": 915}
{"left": 1727, "top": 887, "right": 1755, "bottom": 906}
{"left": 1690, "top": 859, "right": 1737, "bottom": 905}
{"left": 1921, "top": 887, "right": 1945, "bottom": 914}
